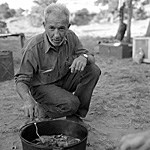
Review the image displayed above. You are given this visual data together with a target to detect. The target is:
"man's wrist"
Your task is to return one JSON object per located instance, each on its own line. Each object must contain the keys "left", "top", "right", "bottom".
{"left": 81, "top": 54, "right": 91, "bottom": 65}
{"left": 82, "top": 54, "right": 88, "bottom": 59}
{"left": 80, "top": 54, "right": 88, "bottom": 62}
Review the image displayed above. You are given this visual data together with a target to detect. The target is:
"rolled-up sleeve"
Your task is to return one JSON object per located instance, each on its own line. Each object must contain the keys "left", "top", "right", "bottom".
{"left": 15, "top": 50, "right": 38, "bottom": 86}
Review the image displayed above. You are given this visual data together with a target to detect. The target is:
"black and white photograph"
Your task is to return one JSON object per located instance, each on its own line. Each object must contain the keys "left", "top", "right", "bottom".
{"left": 0, "top": 0, "right": 150, "bottom": 150}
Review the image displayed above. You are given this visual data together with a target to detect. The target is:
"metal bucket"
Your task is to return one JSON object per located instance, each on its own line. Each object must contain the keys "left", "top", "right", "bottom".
{"left": 19, "top": 120, "right": 88, "bottom": 150}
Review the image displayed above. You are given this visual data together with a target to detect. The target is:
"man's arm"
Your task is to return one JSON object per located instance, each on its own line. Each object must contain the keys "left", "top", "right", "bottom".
{"left": 69, "top": 31, "right": 96, "bottom": 72}
{"left": 84, "top": 53, "right": 95, "bottom": 64}
{"left": 69, "top": 53, "right": 95, "bottom": 73}
{"left": 16, "top": 82, "right": 38, "bottom": 120}
{"left": 16, "top": 82, "right": 30, "bottom": 100}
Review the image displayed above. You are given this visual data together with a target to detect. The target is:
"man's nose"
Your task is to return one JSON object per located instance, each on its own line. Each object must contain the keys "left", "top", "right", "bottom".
{"left": 53, "top": 29, "right": 60, "bottom": 38}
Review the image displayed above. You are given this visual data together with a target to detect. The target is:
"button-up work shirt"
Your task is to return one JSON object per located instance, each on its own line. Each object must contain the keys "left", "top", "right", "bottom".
{"left": 15, "top": 30, "right": 90, "bottom": 87}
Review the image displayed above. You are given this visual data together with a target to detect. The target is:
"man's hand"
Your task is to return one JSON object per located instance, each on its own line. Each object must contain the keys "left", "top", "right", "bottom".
{"left": 119, "top": 131, "right": 150, "bottom": 150}
{"left": 69, "top": 55, "right": 87, "bottom": 73}
{"left": 23, "top": 95, "right": 39, "bottom": 120}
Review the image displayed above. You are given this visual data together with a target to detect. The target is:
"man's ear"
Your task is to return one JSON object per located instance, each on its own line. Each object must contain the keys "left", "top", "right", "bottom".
{"left": 43, "top": 21, "right": 46, "bottom": 27}
{"left": 68, "top": 23, "right": 71, "bottom": 29}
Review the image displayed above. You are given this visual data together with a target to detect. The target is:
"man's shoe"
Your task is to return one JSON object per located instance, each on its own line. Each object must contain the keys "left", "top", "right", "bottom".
{"left": 66, "top": 114, "right": 83, "bottom": 123}
{"left": 66, "top": 114, "right": 91, "bottom": 131}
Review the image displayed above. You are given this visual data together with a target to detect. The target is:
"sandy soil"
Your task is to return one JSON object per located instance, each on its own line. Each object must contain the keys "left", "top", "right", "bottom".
{"left": 0, "top": 54, "right": 150, "bottom": 150}
{"left": 0, "top": 19, "right": 150, "bottom": 150}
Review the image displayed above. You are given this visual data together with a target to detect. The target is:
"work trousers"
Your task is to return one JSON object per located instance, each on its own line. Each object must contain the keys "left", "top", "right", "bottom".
{"left": 30, "top": 63, "right": 101, "bottom": 119}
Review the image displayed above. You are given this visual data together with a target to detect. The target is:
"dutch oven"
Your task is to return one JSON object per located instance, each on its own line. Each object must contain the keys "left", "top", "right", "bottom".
{"left": 19, "top": 119, "right": 88, "bottom": 150}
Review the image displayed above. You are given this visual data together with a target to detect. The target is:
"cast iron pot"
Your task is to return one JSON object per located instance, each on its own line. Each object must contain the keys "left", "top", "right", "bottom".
{"left": 19, "top": 119, "right": 88, "bottom": 150}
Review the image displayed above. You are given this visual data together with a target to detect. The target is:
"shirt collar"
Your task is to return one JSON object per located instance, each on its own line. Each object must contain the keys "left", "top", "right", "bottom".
{"left": 44, "top": 32, "right": 68, "bottom": 53}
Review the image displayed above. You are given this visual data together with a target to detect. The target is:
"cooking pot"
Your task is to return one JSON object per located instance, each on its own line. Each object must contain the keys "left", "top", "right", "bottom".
{"left": 19, "top": 119, "right": 88, "bottom": 150}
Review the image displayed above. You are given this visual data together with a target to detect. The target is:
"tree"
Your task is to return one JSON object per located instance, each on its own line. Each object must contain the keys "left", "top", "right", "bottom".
{"left": 29, "top": 0, "right": 57, "bottom": 27}
{"left": 95, "top": 0, "right": 148, "bottom": 43}
{"left": 146, "top": 20, "right": 150, "bottom": 37}
{"left": 95, "top": 0, "right": 108, "bottom": 5}
{"left": 15, "top": 8, "right": 25, "bottom": 17}
{"left": 32, "top": 0, "right": 57, "bottom": 16}
{"left": 125, "top": 0, "right": 133, "bottom": 43}
{"left": 3, "top": 9, "right": 16, "bottom": 19}
{"left": 115, "top": 0, "right": 133, "bottom": 43}
{"left": 115, "top": 1, "right": 127, "bottom": 41}
{"left": 0, "top": 3, "right": 16, "bottom": 19}
{"left": 33, "top": 0, "right": 57, "bottom": 8}
{"left": 0, "top": 3, "right": 9, "bottom": 14}
{"left": 108, "top": 0, "right": 118, "bottom": 23}
{"left": 71, "top": 8, "right": 95, "bottom": 26}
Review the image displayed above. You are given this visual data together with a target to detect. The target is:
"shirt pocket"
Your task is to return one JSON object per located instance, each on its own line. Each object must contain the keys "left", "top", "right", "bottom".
{"left": 65, "top": 56, "right": 73, "bottom": 66}
{"left": 61, "top": 56, "right": 73, "bottom": 76}
{"left": 38, "top": 67, "right": 55, "bottom": 83}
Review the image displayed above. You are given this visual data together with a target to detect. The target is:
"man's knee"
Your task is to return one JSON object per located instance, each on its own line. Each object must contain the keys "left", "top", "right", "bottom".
{"left": 86, "top": 63, "right": 101, "bottom": 79}
{"left": 67, "top": 95, "right": 80, "bottom": 114}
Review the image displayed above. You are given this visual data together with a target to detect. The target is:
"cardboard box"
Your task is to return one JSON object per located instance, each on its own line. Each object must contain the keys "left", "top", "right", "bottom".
{"left": 133, "top": 37, "right": 150, "bottom": 63}
{"left": 99, "top": 43, "right": 132, "bottom": 59}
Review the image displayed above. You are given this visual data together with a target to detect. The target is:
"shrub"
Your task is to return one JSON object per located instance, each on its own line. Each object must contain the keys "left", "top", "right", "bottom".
{"left": 71, "top": 9, "right": 96, "bottom": 26}
{"left": 28, "top": 14, "right": 43, "bottom": 27}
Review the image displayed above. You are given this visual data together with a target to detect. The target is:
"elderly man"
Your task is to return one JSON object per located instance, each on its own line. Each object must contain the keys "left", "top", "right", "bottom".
{"left": 15, "top": 3, "right": 101, "bottom": 125}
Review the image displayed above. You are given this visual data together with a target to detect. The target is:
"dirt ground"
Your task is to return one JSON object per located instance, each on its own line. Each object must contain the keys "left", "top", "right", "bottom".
{"left": 0, "top": 53, "right": 150, "bottom": 150}
{"left": 0, "top": 19, "right": 150, "bottom": 150}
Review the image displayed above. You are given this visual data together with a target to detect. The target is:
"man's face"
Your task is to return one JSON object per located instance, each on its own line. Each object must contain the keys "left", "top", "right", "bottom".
{"left": 44, "top": 13, "right": 69, "bottom": 47}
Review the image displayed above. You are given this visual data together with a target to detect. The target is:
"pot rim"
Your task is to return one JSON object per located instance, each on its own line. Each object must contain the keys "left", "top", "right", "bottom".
{"left": 19, "top": 119, "right": 88, "bottom": 149}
